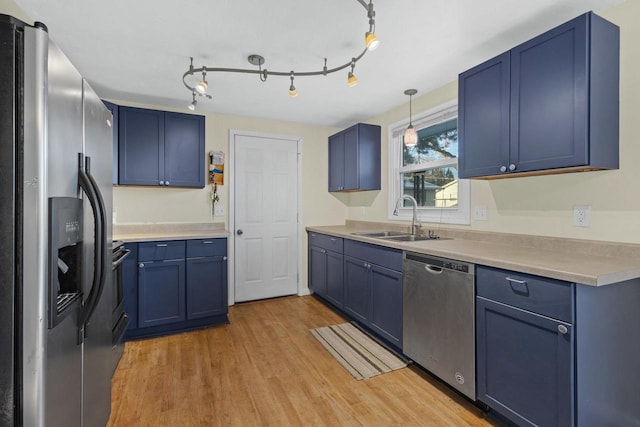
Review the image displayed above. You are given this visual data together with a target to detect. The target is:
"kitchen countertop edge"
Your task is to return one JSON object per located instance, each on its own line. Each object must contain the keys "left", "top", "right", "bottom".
{"left": 306, "top": 225, "right": 640, "bottom": 287}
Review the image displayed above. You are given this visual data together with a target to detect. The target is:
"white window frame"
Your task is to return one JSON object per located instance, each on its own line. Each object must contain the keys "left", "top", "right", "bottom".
{"left": 387, "top": 99, "right": 470, "bottom": 225}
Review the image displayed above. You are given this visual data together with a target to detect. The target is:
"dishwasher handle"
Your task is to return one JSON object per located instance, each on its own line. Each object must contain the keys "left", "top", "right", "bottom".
{"left": 425, "top": 264, "right": 443, "bottom": 274}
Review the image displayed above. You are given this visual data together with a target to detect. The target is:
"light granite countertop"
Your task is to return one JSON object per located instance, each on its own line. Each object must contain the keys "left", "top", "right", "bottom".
{"left": 113, "top": 223, "right": 229, "bottom": 243}
{"left": 307, "top": 222, "right": 640, "bottom": 287}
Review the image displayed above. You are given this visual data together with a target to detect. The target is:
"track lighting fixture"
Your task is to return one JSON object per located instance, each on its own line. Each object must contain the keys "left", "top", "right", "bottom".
{"left": 403, "top": 89, "right": 418, "bottom": 147}
{"left": 188, "top": 92, "right": 197, "bottom": 111}
{"left": 289, "top": 72, "right": 298, "bottom": 98}
{"left": 182, "top": 0, "right": 378, "bottom": 105}
{"left": 347, "top": 59, "right": 358, "bottom": 87}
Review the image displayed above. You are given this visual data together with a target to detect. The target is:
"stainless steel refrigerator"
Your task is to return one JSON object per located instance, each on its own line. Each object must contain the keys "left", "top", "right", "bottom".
{"left": 0, "top": 15, "right": 113, "bottom": 427}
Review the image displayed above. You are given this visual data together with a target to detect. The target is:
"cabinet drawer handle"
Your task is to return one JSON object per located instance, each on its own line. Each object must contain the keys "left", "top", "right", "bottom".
{"left": 506, "top": 277, "right": 529, "bottom": 295}
{"left": 202, "top": 241, "right": 213, "bottom": 244}
{"left": 156, "top": 243, "right": 168, "bottom": 247}
{"left": 558, "top": 325, "right": 568, "bottom": 335}
{"left": 330, "top": 238, "right": 337, "bottom": 242}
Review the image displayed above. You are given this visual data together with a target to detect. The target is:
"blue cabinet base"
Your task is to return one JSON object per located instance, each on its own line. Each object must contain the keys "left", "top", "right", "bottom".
{"left": 124, "top": 313, "right": 229, "bottom": 341}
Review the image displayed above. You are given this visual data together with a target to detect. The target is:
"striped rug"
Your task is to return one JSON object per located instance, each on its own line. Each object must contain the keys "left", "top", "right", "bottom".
{"left": 310, "top": 323, "right": 407, "bottom": 380}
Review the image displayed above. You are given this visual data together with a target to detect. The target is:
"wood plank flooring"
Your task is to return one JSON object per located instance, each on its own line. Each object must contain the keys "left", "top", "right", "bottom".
{"left": 108, "top": 295, "right": 496, "bottom": 426}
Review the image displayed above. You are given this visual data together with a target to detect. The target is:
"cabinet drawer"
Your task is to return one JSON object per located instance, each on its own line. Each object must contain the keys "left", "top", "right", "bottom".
{"left": 344, "top": 239, "right": 402, "bottom": 272}
{"left": 476, "top": 266, "right": 573, "bottom": 323}
{"left": 186, "top": 238, "right": 227, "bottom": 258}
{"left": 138, "top": 240, "right": 185, "bottom": 262}
{"left": 308, "top": 232, "right": 343, "bottom": 254}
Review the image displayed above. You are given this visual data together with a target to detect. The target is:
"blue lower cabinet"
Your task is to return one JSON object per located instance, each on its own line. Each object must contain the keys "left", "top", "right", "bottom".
{"left": 138, "top": 259, "right": 186, "bottom": 328}
{"left": 477, "top": 296, "right": 574, "bottom": 427}
{"left": 343, "top": 255, "right": 371, "bottom": 324}
{"left": 370, "top": 265, "right": 403, "bottom": 348}
{"left": 325, "top": 251, "right": 344, "bottom": 309}
{"left": 187, "top": 255, "right": 227, "bottom": 319}
{"left": 124, "top": 238, "right": 228, "bottom": 340}
{"left": 308, "top": 246, "right": 328, "bottom": 297}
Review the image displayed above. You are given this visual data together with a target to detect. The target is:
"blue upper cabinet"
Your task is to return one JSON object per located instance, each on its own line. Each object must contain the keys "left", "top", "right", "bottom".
{"left": 328, "top": 123, "right": 381, "bottom": 192}
{"left": 459, "top": 12, "right": 619, "bottom": 179}
{"left": 118, "top": 106, "right": 205, "bottom": 188}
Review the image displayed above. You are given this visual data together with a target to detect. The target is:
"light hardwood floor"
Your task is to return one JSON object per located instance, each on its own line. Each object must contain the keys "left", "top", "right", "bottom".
{"left": 108, "top": 295, "right": 497, "bottom": 426}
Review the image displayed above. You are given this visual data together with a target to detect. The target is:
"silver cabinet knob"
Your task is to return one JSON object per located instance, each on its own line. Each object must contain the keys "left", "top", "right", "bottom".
{"left": 509, "top": 164, "right": 516, "bottom": 171}
{"left": 237, "top": 229, "right": 243, "bottom": 236}
{"left": 500, "top": 166, "right": 507, "bottom": 173}
{"left": 159, "top": 180, "right": 164, "bottom": 185}
{"left": 222, "top": 256, "right": 227, "bottom": 261}
{"left": 165, "top": 181, "right": 170, "bottom": 186}
{"left": 139, "top": 263, "right": 144, "bottom": 268}
{"left": 558, "top": 325, "right": 568, "bottom": 334}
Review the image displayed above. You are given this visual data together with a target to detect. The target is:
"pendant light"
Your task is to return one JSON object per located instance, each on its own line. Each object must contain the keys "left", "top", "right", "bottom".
{"left": 404, "top": 89, "right": 418, "bottom": 147}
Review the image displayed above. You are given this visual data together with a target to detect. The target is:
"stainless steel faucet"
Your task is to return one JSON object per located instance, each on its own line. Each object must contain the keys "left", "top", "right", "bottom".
{"left": 393, "top": 195, "right": 419, "bottom": 235}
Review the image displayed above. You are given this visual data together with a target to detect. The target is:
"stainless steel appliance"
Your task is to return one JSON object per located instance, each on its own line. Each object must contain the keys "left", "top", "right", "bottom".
{"left": 0, "top": 15, "right": 114, "bottom": 426}
{"left": 111, "top": 240, "right": 130, "bottom": 374}
{"left": 402, "top": 252, "right": 476, "bottom": 399}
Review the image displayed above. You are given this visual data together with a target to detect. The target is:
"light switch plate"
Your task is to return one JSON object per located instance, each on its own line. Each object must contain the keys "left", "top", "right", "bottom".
{"left": 474, "top": 205, "right": 488, "bottom": 221}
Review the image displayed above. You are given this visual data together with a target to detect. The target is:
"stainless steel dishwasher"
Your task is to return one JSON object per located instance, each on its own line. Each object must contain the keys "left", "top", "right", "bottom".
{"left": 403, "top": 252, "right": 476, "bottom": 399}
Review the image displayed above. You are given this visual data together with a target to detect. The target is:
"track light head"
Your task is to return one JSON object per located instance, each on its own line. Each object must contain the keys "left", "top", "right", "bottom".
{"left": 289, "top": 72, "right": 298, "bottom": 98}
{"left": 196, "top": 70, "right": 208, "bottom": 93}
{"left": 365, "top": 32, "right": 379, "bottom": 51}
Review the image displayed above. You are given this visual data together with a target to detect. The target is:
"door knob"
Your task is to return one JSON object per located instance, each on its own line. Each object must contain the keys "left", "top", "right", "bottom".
{"left": 237, "top": 229, "right": 243, "bottom": 236}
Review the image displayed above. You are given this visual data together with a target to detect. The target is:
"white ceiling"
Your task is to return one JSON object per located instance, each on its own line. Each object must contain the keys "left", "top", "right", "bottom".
{"left": 14, "top": 0, "right": 624, "bottom": 128}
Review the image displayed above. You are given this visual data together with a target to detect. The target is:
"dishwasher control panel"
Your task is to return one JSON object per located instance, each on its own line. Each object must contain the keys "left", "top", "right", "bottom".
{"left": 443, "top": 261, "right": 469, "bottom": 273}
{"left": 405, "top": 252, "right": 470, "bottom": 274}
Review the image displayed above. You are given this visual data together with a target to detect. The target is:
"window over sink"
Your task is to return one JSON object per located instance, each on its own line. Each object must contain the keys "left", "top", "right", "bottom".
{"left": 388, "top": 100, "right": 470, "bottom": 224}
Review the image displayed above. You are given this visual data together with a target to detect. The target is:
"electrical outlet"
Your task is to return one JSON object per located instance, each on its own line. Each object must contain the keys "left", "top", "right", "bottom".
{"left": 573, "top": 205, "right": 591, "bottom": 227}
{"left": 474, "top": 205, "right": 488, "bottom": 221}
{"left": 214, "top": 206, "right": 225, "bottom": 216}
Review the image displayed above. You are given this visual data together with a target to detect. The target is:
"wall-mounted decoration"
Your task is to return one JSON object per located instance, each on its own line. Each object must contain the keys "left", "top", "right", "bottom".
{"left": 209, "top": 151, "right": 224, "bottom": 185}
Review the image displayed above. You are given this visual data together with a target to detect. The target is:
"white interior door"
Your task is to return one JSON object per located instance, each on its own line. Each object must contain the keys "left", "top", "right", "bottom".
{"left": 233, "top": 133, "right": 299, "bottom": 302}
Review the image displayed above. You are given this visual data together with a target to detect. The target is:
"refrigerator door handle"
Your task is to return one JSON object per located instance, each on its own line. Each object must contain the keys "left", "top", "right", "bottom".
{"left": 77, "top": 154, "right": 107, "bottom": 332}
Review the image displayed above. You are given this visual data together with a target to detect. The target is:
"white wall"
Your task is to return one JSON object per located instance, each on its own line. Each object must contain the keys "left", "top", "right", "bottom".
{"left": 346, "top": 0, "right": 640, "bottom": 244}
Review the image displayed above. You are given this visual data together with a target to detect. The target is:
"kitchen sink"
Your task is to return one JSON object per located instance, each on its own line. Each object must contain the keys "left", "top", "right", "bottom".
{"left": 350, "top": 230, "right": 408, "bottom": 237}
{"left": 382, "top": 235, "right": 452, "bottom": 242}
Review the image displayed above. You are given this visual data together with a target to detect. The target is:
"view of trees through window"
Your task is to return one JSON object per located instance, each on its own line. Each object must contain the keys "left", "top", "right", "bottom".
{"left": 400, "top": 118, "right": 459, "bottom": 208}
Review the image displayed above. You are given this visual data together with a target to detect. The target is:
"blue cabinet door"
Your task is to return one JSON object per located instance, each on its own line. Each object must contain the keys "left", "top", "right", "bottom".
{"left": 119, "top": 106, "right": 165, "bottom": 186}
{"left": 325, "top": 250, "right": 344, "bottom": 308}
{"left": 328, "top": 123, "right": 381, "bottom": 192}
{"left": 370, "top": 265, "right": 403, "bottom": 348}
{"left": 186, "top": 256, "right": 227, "bottom": 319}
{"left": 102, "top": 100, "right": 119, "bottom": 184}
{"left": 342, "top": 126, "right": 359, "bottom": 190}
{"left": 328, "top": 133, "right": 344, "bottom": 191}
{"left": 476, "top": 297, "right": 574, "bottom": 427}
{"left": 164, "top": 112, "right": 205, "bottom": 188}
{"left": 343, "top": 255, "right": 371, "bottom": 323}
{"left": 138, "top": 259, "right": 185, "bottom": 328}
{"left": 122, "top": 243, "right": 138, "bottom": 331}
{"left": 458, "top": 52, "right": 510, "bottom": 178}
{"left": 309, "top": 246, "right": 328, "bottom": 297}
{"left": 510, "top": 14, "right": 588, "bottom": 173}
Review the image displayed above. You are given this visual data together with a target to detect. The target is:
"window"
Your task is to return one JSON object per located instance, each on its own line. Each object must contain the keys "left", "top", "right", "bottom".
{"left": 388, "top": 100, "right": 470, "bottom": 225}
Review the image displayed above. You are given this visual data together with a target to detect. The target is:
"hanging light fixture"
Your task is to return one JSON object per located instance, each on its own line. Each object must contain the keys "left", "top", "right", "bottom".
{"left": 347, "top": 59, "right": 358, "bottom": 87}
{"left": 289, "top": 72, "right": 298, "bottom": 98}
{"left": 182, "top": 0, "right": 379, "bottom": 105}
{"left": 403, "top": 89, "right": 418, "bottom": 147}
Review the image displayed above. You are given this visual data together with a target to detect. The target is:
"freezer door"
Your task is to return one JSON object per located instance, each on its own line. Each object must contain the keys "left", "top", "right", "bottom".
{"left": 44, "top": 40, "right": 84, "bottom": 427}
{"left": 81, "top": 79, "right": 113, "bottom": 427}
